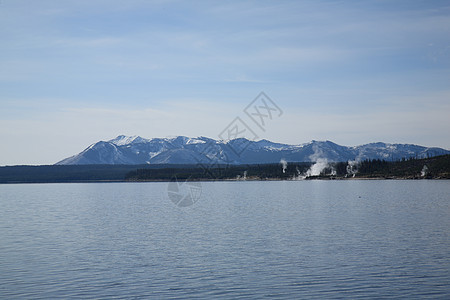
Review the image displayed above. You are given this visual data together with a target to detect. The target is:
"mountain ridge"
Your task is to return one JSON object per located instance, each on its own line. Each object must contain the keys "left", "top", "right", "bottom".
{"left": 56, "top": 135, "right": 450, "bottom": 165}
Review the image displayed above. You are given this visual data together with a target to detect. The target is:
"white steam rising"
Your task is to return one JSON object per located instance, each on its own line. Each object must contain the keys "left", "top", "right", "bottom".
{"left": 306, "top": 157, "right": 329, "bottom": 176}
{"left": 292, "top": 166, "right": 304, "bottom": 180}
{"left": 280, "top": 159, "right": 288, "bottom": 173}
{"left": 305, "top": 145, "right": 335, "bottom": 177}
{"left": 236, "top": 170, "right": 248, "bottom": 180}
{"left": 346, "top": 153, "right": 363, "bottom": 177}
{"left": 421, "top": 165, "right": 429, "bottom": 177}
{"left": 346, "top": 160, "right": 359, "bottom": 177}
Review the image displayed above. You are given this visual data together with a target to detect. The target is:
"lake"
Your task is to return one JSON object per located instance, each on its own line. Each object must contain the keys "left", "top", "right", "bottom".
{"left": 0, "top": 180, "right": 449, "bottom": 299}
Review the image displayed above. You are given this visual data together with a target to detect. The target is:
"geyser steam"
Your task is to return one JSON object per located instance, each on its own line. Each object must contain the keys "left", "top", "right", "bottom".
{"left": 280, "top": 159, "right": 288, "bottom": 173}
{"left": 346, "top": 160, "right": 359, "bottom": 177}
{"left": 421, "top": 165, "right": 429, "bottom": 177}
{"left": 305, "top": 145, "right": 334, "bottom": 176}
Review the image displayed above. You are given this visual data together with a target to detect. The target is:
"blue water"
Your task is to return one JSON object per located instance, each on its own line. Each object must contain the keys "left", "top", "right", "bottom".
{"left": 0, "top": 180, "right": 449, "bottom": 299}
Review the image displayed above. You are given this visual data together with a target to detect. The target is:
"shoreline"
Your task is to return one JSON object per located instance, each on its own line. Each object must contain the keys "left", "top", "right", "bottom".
{"left": 1, "top": 177, "right": 448, "bottom": 184}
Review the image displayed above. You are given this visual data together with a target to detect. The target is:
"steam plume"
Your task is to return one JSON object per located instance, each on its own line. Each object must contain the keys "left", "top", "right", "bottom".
{"left": 305, "top": 145, "right": 331, "bottom": 176}
{"left": 280, "top": 159, "right": 288, "bottom": 173}
{"left": 346, "top": 153, "right": 363, "bottom": 177}
{"left": 421, "top": 165, "right": 429, "bottom": 177}
{"left": 346, "top": 160, "right": 359, "bottom": 177}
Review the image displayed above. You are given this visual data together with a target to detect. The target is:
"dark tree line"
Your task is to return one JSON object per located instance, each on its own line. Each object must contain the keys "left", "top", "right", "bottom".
{"left": 345, "top": 155, "right": 450, "bottom": 179}
{"left": 1, "top": 155, "right": 448, "bottom": 183}
{"left": 125, "top": 162, "right": 313, "bottom": 181}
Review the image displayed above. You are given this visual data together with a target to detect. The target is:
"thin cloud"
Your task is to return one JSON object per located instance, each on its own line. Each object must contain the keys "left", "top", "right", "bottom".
{"left": 1, "top": 0, "right": 449, "bottom": 164}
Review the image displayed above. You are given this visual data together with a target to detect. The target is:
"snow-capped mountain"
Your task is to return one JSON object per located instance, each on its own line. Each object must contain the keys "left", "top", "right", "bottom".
{"left": 56, "top": 135, "right": 450, "bottom": 165}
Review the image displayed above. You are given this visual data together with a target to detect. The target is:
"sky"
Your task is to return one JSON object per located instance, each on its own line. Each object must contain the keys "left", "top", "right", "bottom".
{"left": 1, "top": 0, "right": 449, "bottom": 165}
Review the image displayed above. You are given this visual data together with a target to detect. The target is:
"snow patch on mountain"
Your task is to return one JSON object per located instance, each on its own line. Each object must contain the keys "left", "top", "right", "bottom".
{"left": 185, "top": 138, "right": 206, "bottom": 145}
{"left": 109, "top": 135, "right": 149, "bottom": 146}
{"left": 55, "top": 135, "right": 450, "bottom": 165}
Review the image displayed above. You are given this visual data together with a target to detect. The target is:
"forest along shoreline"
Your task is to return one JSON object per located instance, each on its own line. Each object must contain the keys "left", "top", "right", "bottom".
{"left": 0, "top": 155, "right": 449, "bottom": 184}
{"left": 125, "top": 154, "right": 450, "bottom": 181}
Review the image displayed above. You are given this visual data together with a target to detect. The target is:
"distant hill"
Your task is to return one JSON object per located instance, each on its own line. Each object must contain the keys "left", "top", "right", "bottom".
{"left": 56, "top": 135, "right": 450, "bottom": 165}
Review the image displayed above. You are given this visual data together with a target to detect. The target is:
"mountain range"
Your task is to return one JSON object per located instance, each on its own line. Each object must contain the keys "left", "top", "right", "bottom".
{"left": 56, "top": 135, "right": 450, "bottom": 165}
